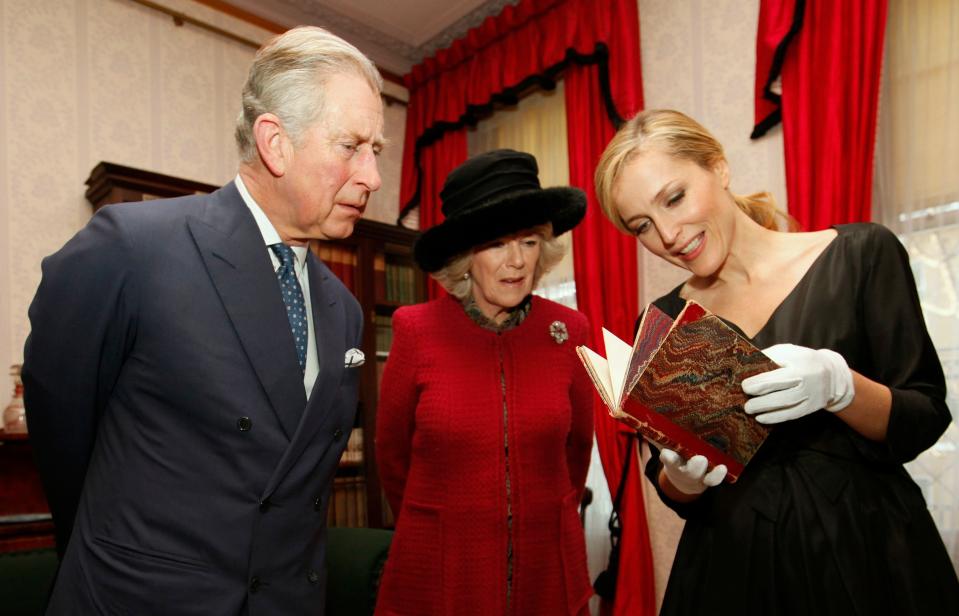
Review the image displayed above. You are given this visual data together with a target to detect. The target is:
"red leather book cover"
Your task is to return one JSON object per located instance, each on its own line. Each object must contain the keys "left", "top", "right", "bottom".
{"left": 622, "top": 301, "right": 775, "bottom": 481}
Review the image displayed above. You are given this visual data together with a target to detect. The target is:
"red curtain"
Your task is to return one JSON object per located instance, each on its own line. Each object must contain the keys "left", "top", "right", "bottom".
{"left": 399, "top": 0, "right": 656, "bottom": 613}
{"left": 753, "top": 0, "right": 888, "bottom": 230}
{"left": 400, "top": 0, "right": 642, "bottom": 221}
{"left": 566, "top": 50, "right": 655, "bottom": 616}
{"left": 418, "top": 131, "right": 468, "bottom": 299}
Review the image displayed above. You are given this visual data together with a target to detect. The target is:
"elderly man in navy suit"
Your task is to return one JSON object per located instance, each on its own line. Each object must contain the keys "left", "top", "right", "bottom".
{"left": 22, "top": 25, "right": 383, "bottom": 615}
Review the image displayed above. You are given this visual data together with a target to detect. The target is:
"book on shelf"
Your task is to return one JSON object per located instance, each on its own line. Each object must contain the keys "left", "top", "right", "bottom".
{"left": 328, "top": 476, "right": 368, "bottom": 527}
{"left": 339, "top": 428, "right": 364, "bottom": 466}
{"left": 344, "top": 478, "right": 356, "bottom": 525}
{"left": 384, "top": 261, "right": 415, "bottom": 304}
{"left": 380, "top": 488, "right": 394, "bottom": 528}
{"left": 385, "top": 261, "right": 397, "bottom": 303}
{"left": 374, "top": 315, "right": 393, "bottom": 356}
{"left": 314, "top": 244, "right": 357, "bottom": 293}
{"left": 374, "top": 253, "right": 386, "bottom": 302}
{"left": 576, "top": 300, "right": 777, "bottom": 482}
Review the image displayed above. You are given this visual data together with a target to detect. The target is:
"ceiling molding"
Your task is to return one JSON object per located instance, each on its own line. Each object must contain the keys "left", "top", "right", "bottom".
{"left": 282, "top": 0, "right": 420, "bottom": 60}
{"left": 192, "top": 0, "right": 285, "bottom": 33}
{"left": 217, "top": 0, "right": 520, "bottom": 74}
{"left": 413, "top": 0, "right": 518, "bottom": 63}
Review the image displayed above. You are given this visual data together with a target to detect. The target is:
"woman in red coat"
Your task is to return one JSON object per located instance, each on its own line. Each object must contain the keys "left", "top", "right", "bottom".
{"left": 374, "top": 149, "right": 594, "bottom": 616}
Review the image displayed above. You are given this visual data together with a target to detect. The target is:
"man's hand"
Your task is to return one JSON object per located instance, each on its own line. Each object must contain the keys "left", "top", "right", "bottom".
{"left": 743, "top": 343, "right": 855, "bottom": 424}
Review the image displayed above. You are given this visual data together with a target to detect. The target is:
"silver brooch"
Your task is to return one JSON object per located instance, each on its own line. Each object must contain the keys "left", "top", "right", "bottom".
{"left": 549, "top": 321, "right": 569, "bottom": 344}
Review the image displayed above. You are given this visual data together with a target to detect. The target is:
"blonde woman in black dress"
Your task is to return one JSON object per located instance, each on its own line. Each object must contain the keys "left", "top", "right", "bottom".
{"left": 594, "top": 109, "right": 959, "bottom": 616}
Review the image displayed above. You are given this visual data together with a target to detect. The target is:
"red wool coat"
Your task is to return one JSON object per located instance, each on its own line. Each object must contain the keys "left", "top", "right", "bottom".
{"left": 374, "top": 295, "right": 594, "bottom": 616}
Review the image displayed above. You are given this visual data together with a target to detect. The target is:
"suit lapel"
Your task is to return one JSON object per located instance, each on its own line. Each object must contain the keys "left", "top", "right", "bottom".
{"left": 263, "top": 255, "right": 349, "bottom": 496}
{"left": 187, "top": 183, "right": 306, "bottom": 439}
{"left": 304, "top": 254, "right": 346, "bottom": 422}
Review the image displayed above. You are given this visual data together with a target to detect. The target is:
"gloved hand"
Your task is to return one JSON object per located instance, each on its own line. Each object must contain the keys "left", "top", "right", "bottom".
{"left": 742, "top": 343, "right": 854, "bottom": 424}
{"left": 660, "top": 449, "right": 727, "bottom": 495}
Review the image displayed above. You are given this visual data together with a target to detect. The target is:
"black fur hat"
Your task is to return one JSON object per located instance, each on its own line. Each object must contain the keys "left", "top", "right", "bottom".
{"left": 413, "top": 149, "right": 586, "bottom": 272}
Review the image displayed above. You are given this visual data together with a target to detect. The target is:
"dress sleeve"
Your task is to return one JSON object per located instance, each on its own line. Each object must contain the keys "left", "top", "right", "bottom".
{"left": 375, "top": 307, "right": 421, "bottom": 519}
{"left": 22, "top": 206, "right": 138, "bottom": 555}
{"left": 860, "top": 225, "right": 951, "bottom": 462}
{"left": 566, "top": 312, "right": 595, "bottom": 496}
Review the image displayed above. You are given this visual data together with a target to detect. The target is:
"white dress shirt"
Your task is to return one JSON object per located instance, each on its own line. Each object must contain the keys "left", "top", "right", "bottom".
{"left": 235, "top": 175, "right": 319, "bottom": 400}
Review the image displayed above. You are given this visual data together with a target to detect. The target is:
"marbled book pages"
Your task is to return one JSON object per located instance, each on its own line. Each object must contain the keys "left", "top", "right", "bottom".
{"left": 624, "top": 301, "right": 777, "bottom": 481}
{"left": 622, "top": 303, "right": 673, "bottom": 399}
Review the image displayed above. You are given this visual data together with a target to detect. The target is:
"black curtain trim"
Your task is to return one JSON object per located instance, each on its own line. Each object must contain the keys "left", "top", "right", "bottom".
{"left": 751, "top": 0, "right": 806, "bottom": 140}
{"left": 750, "top": 108, "right": 782, "bottom": 139}
{"left": 398, "top": 42, "right": 626, "bottom": 223}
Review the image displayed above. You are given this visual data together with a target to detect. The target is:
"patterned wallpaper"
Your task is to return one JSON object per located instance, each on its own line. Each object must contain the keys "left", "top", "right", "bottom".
{"left": 639, "top": 0, "right": 787, "bottom": 306}
{"left": 0, "top": 0, "right": 406, "bottom": 368}
{"left": 367, "top": 83, "right": 407, "bottom": 226}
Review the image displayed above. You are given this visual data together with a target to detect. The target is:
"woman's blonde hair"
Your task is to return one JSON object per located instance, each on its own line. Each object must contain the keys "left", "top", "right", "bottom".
{"left": 595, "top": 109, "right": 794, "bottom": 233}
{"left": 432, "top": 223, "right": 565, "bottom": 301}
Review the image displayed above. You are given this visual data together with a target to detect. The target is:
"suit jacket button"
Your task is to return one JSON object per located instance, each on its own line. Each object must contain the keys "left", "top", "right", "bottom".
{"left": 308, "top": 569, "right": 320, "bottom": 584}
{"left": 259, "top": 499, "right": 270, "bottom": 513}
{"left": 249, "top": 576, "right": 261, "bottom": 593}
{"left": 237, "top": 417, "right": 252, "bottom": 431}
{"left": 333, "top": 428, "right": 343, "bottom": 441}
{"left": 313, "top": 496, "right": 322, "bottom": 511}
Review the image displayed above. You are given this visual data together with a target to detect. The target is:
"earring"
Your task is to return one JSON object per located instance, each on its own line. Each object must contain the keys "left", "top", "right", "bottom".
{"left": 463, "top": 272, "right": 470, "bottom": 280}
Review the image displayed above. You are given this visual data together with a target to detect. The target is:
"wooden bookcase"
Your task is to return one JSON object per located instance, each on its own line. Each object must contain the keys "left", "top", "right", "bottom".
{"left": 0, "top": 431, "right": 55, "bottom": 553}
{"left": 84, "top": 162, "right": 424, "bottom": 528}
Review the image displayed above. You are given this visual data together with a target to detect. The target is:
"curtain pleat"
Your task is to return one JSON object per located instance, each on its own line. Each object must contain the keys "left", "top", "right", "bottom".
{"left": 565, "top": 62, "right": 653, "bottom": 616}
{"left": 752, "top": 0, "right": 887, "bottom": 230}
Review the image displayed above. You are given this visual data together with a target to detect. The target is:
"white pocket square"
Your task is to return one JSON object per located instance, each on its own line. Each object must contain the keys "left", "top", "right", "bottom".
{"left": 344, "top": 348, "right": 365, "bottom": 368}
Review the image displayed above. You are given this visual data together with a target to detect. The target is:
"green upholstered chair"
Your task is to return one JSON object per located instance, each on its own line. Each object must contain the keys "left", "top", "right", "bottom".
{"left": 325, "top": 527, "right": 393, "bottom": 616}
{"left": 0, "top": 529, "right": 392, "bottom": 616}
{"left": 0, "top": 547, "right": 58, "bottom": 615}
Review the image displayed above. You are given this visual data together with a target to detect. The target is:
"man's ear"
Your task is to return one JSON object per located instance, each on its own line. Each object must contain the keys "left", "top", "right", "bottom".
{"left": 253, "top": 113, "right": 290, "bottom": 177}
{"left": 713, "top": 158, "right": 730, "bottom": 189}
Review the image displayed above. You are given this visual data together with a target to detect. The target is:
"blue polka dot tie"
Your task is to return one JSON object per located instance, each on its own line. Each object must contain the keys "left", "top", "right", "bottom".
{"left": 271, "top": 243, "right": 308, "bottom": 372}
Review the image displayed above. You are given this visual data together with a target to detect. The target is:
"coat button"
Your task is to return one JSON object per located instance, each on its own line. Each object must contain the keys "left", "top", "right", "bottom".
{"left": 249, "top": 576, "right": 261, "bottom": 593}
{"left": 259, "top": 499, "right": 271, "bottom": 513}
{"left": 333, "top": 428, "right": 343, "bottom": 441}
{"left": 237, "top": 417, "right": 253, "bottom": 431}
{"left": 313, "top": 496, "right": 322, "bottom": 511}
{"left": 308, "top": 569, "right": 320, "bottom": 584}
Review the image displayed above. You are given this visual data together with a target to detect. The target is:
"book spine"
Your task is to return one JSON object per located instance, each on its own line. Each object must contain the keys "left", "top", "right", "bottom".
{"left": 374, "top": 253, "right": 386, "bottom": 303}
{"left": 623, "top": 398, "right": 745, "bottom": 482}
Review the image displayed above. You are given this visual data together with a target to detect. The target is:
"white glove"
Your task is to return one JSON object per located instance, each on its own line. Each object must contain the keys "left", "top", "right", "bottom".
{"left": 660, "top": 449, "right": 727, "bottom": 495}
{"left": 742, "top": 343, "right": 854, "bottom": 424}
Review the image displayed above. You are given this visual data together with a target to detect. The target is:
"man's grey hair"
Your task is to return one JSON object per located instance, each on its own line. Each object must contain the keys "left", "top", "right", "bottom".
{"left": 235, "top": 26, "right": 383, "bottom": 162}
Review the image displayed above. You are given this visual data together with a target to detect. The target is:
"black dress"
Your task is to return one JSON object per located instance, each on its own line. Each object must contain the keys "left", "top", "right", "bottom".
{"left": 646, "top": 223, "right": 959, "bottom": 615}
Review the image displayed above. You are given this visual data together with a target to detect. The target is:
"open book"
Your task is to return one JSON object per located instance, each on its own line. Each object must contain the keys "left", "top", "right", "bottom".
{"left": 577, "top": 300, "right": 777, "bottom": 482}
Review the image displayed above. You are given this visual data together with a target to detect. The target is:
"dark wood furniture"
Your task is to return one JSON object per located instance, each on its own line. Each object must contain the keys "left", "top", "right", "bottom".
{"left": 0, "top": 432, "right": 54, "bottom": 553}
{"left": 315, "top": 221, "right": 422, "bottom": 528}
{"left": 85, "top": 161, "right": 219, "bottom": 209}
